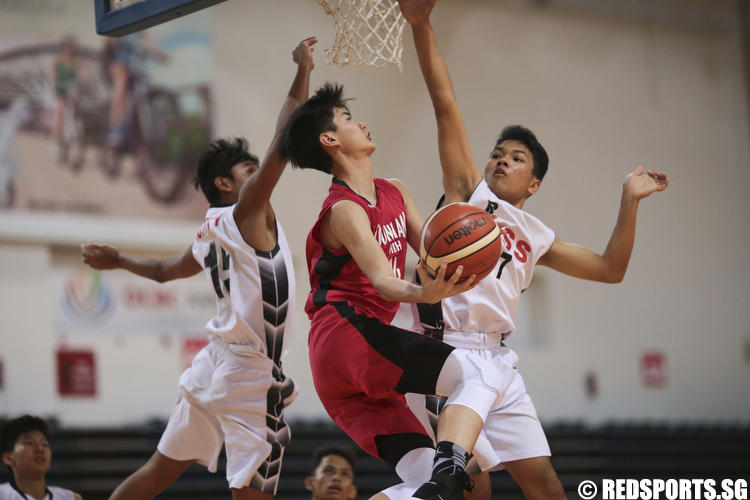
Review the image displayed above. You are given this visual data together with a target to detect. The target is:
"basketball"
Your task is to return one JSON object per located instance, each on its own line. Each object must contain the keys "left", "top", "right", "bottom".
{"left": 419, "top": 202, "right": 504, "bottom": 284}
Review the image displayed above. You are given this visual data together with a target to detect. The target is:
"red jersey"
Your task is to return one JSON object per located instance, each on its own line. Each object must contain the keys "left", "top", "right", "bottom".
{"left": 306, "top": 178, "right": 408, "bottom": 323}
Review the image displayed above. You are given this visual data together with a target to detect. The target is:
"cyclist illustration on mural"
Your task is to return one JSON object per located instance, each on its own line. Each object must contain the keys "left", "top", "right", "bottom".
{"left": 50, "top": 35, "right": 90, "bottom": 171}
{"left": 0, "top": 28, "right": 213, "bottom": 207}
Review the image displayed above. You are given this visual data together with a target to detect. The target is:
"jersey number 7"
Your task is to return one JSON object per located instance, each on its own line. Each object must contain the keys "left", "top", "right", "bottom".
{"left": 496, "top": 251, "right": 512, "bottom": 279}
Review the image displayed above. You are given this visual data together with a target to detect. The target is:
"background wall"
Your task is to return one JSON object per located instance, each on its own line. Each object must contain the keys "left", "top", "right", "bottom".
{"left": 0, "top": 0, "right": 749, "bottom": 427}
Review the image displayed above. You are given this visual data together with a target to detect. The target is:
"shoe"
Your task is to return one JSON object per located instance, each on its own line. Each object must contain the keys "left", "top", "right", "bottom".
{"left": 408, "top": 471, "right": 474, "bottom": 500}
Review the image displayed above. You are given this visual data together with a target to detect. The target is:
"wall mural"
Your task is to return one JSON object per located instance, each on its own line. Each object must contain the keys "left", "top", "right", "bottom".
{"left": 0, "top": 0, "right": 212, "bottom": 220}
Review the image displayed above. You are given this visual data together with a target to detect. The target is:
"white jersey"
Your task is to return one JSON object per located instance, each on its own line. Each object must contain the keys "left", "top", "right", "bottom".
{"left": 0, "top": 483, "right": 76, "bottom": 500}
{"left": 192, "top": 205, "right": 295, "bottom": 368}
{"left": 413, "top": 179, "right": 554, "bottom": 348}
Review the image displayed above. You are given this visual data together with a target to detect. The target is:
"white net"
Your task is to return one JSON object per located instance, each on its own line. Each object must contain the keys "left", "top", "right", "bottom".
{"left": 313, "top": 0, "right": 406, "bottom": 71}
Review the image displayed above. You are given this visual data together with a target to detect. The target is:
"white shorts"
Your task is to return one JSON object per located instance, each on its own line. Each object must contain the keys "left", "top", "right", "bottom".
{"left": 157, "top": 337, "right": 296, "bottom": 491}
{"left": 409, "top": 345, "right": 550, "bottom": 472}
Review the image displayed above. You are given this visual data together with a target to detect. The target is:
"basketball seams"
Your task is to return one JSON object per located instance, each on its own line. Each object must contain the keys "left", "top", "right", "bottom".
{"left": 421, "top": 202, "right": 493, "bottom": 258}
{"left": 427, "top": 213, "right": 495, "bottom": 258}
{"left": 419, "top": 204, "right": 447, "bottom": 262}
{"left": 419, "top": 202, "right": 503, "bottom": 283}
{"left": 423, "top": 226, "right": 501, "bottom": 272}
{"left": 420, "top": 202, "right": 465, "bottom": 258}
{"left": 427, "top": 211, "right": 492, "bottom": 258}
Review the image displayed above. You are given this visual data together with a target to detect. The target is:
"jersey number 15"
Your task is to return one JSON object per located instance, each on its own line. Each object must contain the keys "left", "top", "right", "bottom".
{"left": 204, "top": 242, "right": 231, "bottom": 298}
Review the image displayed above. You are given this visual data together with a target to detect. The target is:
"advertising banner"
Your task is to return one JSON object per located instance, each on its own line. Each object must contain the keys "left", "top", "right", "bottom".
{"left": 52, "top": 263, "right": 215, "bottom": 336}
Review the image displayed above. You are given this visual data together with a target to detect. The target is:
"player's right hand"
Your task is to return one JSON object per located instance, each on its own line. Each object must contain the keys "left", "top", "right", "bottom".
{"left": 416, "top": 259, "right": 477, "bottom": 304}
{"left": 623, "top": 166, "right": 669, "bottom": 200}
{"left": 81, "top": 241, "right": 121, "bottom": 270}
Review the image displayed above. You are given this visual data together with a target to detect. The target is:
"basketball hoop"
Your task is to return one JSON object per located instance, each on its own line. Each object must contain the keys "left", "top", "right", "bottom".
{"left": 313, "top": 0, "right": 406, "bottom": 71}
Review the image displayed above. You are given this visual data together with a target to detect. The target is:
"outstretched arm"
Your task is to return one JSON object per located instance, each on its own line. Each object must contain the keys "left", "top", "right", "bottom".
{"left": 400, "top": 0, "right": 482, "bottom": 203}
{"left": 81, "top": 242, "right": 201, "bottom": 283}
{"left": 538, "top": 168, "right": 669, "bottom": 282}
{"left": 233, "top": 38, "right": 316, "bottom": 228}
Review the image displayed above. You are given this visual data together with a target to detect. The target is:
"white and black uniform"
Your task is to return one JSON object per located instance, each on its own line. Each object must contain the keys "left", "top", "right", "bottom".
{"left": 411, "top": 179, "right": 555, "bottom": 471}
{"left": 0, "top": 483, "right": 76, "bottom": 500}
{"left": 158, "top": 205, "right": 297, "bottom": 492}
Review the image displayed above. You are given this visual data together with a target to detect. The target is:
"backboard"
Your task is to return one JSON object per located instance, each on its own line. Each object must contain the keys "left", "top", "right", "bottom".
{"left": 94, "top": 0, "right": 228, "bottom": 37}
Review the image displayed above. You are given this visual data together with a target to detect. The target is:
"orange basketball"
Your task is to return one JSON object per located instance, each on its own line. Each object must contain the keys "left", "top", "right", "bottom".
{"left": 419, "top": 202, "right": 503, "bottom": 284}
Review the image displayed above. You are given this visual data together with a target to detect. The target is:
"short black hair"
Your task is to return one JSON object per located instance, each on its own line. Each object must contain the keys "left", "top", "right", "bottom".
{"left": 493, "top": 125, "right": 549, "bottom": 182}
{"left": 1, "top": 415, "right": 52, "bottom": 457}
{"left": 310, "top": 444, "right": 356, "bottom": 475}
{"left": 278, "top": 82, "right": 351, "bottom": 175}
{"left": 193, "top": 137, "right": 259, "bottom": 205}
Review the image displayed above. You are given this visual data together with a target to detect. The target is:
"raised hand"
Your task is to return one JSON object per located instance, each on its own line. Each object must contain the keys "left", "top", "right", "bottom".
{"left": 397, "top": 0, "right": 437, "bottom": 25}
{"left": 81, "top": 241, "right": 121, "bottom": 270}
{"left": 293, "top": 36, "right": 317, "bottom": 69}
{"left": 624, "top": 166, "right": 669, "bottom": 201}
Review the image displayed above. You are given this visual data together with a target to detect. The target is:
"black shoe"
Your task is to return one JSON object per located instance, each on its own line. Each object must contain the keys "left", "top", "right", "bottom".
{"left": 409, "top": 471, "right": 474, "bottom": 500}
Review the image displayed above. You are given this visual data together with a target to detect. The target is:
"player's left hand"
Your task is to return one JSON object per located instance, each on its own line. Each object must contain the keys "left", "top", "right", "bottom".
{"left": 489, "top": 214, "right": 508, "bottom": 236}
{"left": 624, "top": 166, "right": 669, "bottom": 200}
{"left": 293, "top": 37, "right": 317, "bottom": 70}
{"left": 397, "top": 0, "right": 437, "bottom": 25}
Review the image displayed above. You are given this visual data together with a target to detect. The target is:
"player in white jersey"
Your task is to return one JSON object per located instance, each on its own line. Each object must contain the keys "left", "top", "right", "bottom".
{"left": 80, "top": 38, "right": 316, "bottom": 500}
{"left": 400, "top": 1, "right": 669, "bottom": 499}
{"left": 0, "top": 415, "right": 83, "bottom": 500}
{"left": 0, "top": 484, "right": 77, "bottom": 500}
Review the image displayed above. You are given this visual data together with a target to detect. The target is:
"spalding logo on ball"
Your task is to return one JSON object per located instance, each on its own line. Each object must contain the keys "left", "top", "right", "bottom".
{"left": 419, "top": 202, "right": 504, "bottom": 283}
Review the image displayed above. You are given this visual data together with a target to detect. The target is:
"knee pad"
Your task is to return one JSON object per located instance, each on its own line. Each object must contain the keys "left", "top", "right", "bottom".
{"left": 436, "top": 350, "right": 501, "bottom": 397}
{"left": 435, "top": 350, "right": 501, "bottom": 421}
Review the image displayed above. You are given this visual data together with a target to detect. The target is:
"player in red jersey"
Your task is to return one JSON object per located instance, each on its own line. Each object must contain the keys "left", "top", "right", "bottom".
{"left": 278, "top": 83, "right": 506, "bottom": 500}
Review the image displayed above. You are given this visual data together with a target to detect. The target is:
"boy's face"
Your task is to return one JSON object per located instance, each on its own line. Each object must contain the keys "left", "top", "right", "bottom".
{"left": 222, "top": 160, "right": 258, "bottom": 204}
{"left": 483, "top": 139, "right": 540, "bottom": 208}
{"left": 1, "top": 430, "right": 52, "bottom": 477}
{"left": 327, "top": 107, "right": 376, "bottom": 157}
{"left": 305, "top": 454, "right": 357, "bottom": 500}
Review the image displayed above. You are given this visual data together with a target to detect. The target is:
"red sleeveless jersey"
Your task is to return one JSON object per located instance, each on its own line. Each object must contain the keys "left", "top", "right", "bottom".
{"left": 306, "top": 178, "right": 408, "bottom": 323}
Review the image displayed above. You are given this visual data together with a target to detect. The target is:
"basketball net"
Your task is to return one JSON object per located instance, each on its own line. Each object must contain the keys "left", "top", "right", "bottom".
{"left": 313, "top": 0, "right": 406, "bottom": 71}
